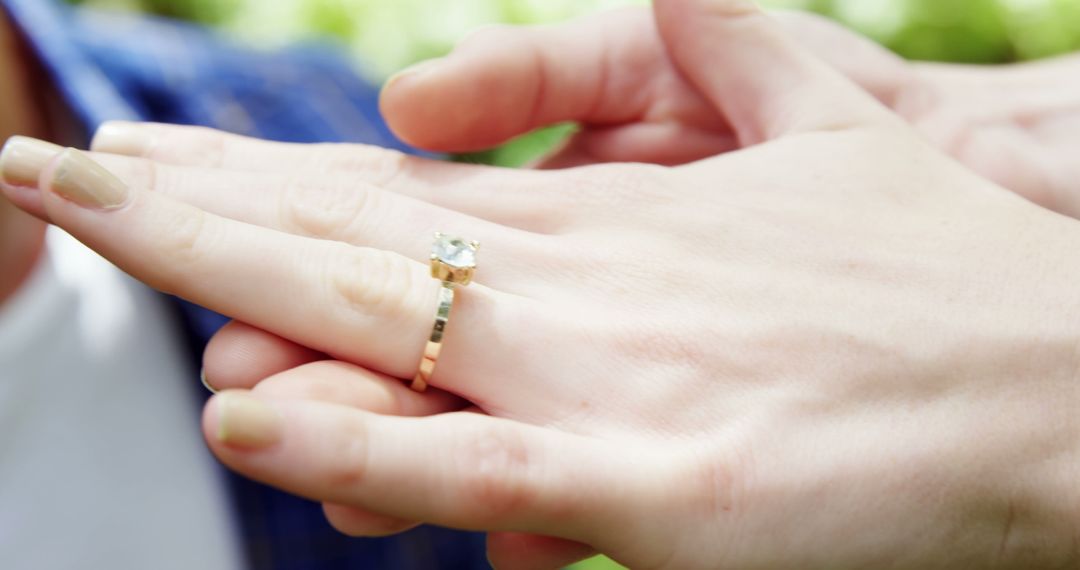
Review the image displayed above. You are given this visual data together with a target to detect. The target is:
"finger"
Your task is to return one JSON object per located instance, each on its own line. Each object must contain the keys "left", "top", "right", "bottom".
{"left": 36, "top": 148, "right": 515, "bottom": 384}
{"left": 534, "top": 124, "right": 737, "bottom": 169}
{"left": 204, "top": 393, "right": 648, "bottom": 540}
{"left": 261, "top": 358, "right": 465, "bottom": 539}
{"left": 653, "top": 0, "right": 895, "bottom": 144}
{"left": 0, "top": 136, "right": 61, "bottom": 220}
{"left": 90, "top": 124, "right": 576, "bottom": 233}
{"left": 322, "top": 503, "right": 420, "bottom": 537}
{"left": 265, "top": 359, "right": 462, "bottom": 539}
{"left": 381, "top": 8, "right": 721, "bottom": 152}
{"left": 486, "top": 532, "right": 596, "bottom": 570}
{"left": 203, "top": 321, "right": 325, "bottom": 392}
{"left": 773, "top": 10, "right": 911, "bottom": 105}
{"left": 83, "top": 151, "right": 555, "bottom": 256}
{"left": 258, "top": 359, "right": 469, "bottom": 540}
{"left": 251, "top": 360, "right": 466, "bottom": 417}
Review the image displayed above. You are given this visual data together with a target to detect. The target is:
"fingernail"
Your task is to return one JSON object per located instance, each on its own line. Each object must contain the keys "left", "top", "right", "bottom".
{"left": 200, "top": 368, "right": 219, "bottom": 394}
{"left": 91, "top": 121, "right": 155, "bottom": 156}
{"left": 0, "top": 136, "right": 64, "bottom": 188}
{"left": 216, "top": 392, "right": 283, "bottom": 449}
{"left": 385, "top": 59, "right": 441, "bottom": 89}
{"left": 50, "top": 148, "right": 131, "bottom": 210}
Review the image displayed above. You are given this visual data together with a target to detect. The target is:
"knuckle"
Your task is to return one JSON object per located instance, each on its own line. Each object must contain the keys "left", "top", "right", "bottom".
{"left": 146, "top": 206, "right": 213, "bottom": 290}
{"left": 155, "top": 125, "right": 227, "bottom": 167}
{"left": 457, "top": 423, "right": 537, "bottom": 523}
{"left": 322, "top": 421, "right": 372, "bottom": 491}
{"left": 321, "top": 144, "right": 410, "bottom": 188}
{"left": 328, "top": 246, "right": 424, "bottom": 328}
{"left": 278, "top": 177, "right": 380, "bottom": 242}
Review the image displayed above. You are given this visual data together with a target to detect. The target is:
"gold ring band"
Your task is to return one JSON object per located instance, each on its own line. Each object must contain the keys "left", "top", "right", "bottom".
{"left": 411, "top": 283, "right": 454, "bottom": 392}
{"left": 411, "top": 233, "right": 479, "bottom": 392}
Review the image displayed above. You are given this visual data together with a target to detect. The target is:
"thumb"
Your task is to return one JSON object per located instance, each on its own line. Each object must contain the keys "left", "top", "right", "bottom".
{"left": 654, "top": 0, "right": 893, "bottom": 145}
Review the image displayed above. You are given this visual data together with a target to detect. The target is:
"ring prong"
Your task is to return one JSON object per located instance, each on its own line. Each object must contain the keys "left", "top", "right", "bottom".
{"left": 470, "top": 240, "right": 481, "bottom": 250}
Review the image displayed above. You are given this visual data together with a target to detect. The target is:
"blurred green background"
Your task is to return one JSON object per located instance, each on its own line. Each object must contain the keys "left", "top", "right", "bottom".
{"left": 65, "top": 0, "right": 1080, "bottom": 568}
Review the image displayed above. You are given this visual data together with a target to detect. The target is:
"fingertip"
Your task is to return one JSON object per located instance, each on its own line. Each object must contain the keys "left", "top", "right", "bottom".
{"left": 1, "top": 136, "right": 64, "bottom": 188}
{"left": 380, "top": 57, "right": 462, "bottom": 149}
{"left": 381, "top": 58, "right": 492, "bottom": 152}
{"left": 0, "top": 136, "right": 60, "bottom": 220}
{"left": 322, "top": 503, "right": 420, "bottom": 537}
{"left": 204, "top": 390, "right": 284, "bottom": 450}
{"left": 90, "top": 120, "right": 157, "bottom": 156}
{"left": 40, "top": 148, "right": 132, "bottom": 211}
{"left": 381, "top": 30, "right": 542, "bottom": 152}
{"left": 203, "top": 320, "right": 324, "bottom": 391}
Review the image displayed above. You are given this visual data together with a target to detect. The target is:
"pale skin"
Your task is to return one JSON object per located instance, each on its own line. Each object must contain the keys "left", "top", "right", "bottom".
{"left": 377, "top": 6, "right": 1080, "bottom": 219}
{"left": 4, "top": 0, "right": 1080, "bottom": 568}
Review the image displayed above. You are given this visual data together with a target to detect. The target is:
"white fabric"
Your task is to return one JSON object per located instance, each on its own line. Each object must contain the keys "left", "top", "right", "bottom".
{"left": 0, "top": 228, "right": 243, "bottom": 570}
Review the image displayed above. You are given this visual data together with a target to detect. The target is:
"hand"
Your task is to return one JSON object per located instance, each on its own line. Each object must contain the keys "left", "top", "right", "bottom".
{"left": 379, "top": 6, "right": 909, "bottom": 169}
{"left": 381, "top": 6, "right": 1080, "bottom": 217}
{"left": 5, "top": 0, "right": 1080, "bottom": 568}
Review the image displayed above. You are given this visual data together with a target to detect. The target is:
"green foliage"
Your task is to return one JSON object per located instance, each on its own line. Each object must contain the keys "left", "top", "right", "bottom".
{"left": 454, "top": 123, "right": 578, "bottom": 168}
{"left": 70, "top": 0, "right": 240, "bottom": 24}
{"left": 72, "top": 0, "right": 1080, "bottom": 67}
{"left": 568, "top": 554, "right": 630, "bottom": 570}
{"left": 766, "top": 0, "right": 1080, "bottom": 63}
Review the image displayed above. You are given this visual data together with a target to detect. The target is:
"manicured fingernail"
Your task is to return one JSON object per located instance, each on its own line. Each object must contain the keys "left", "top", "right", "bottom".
{"left": 91, "top": 121, "right": 155, "bottom": 156}
{"left": 385, "top": 59, "right": 441, "bottom": 89}
{"left": 216, "top": 392, "right": 283, "bottom": 449}
{"left": 50, "top": 148, "right": 131, "bottom": 209}
{"left": 0, "top": 136, "right": 64, "bottom": 188}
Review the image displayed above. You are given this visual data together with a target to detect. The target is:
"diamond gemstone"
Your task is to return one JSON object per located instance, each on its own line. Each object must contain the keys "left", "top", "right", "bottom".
{"left": 432, "top": 235, "right": 477, "bottom": 269}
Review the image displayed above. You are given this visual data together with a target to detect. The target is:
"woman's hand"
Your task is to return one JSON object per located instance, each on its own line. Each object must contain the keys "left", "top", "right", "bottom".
{"left": 379, "top": 6, "right": 1080, "bottom": 217}
{"left": 4, "top": 0, "right": 1080, "bottom": 567}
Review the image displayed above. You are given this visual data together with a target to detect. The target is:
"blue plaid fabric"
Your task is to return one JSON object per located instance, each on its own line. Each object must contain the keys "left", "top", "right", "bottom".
{"left": 2, "top": 1, "right": 489, "bottom": 568}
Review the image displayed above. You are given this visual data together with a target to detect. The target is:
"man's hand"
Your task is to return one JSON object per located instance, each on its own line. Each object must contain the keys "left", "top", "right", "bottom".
{"left": 381, "top": 7, "right": 1080, "bottom": 217}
